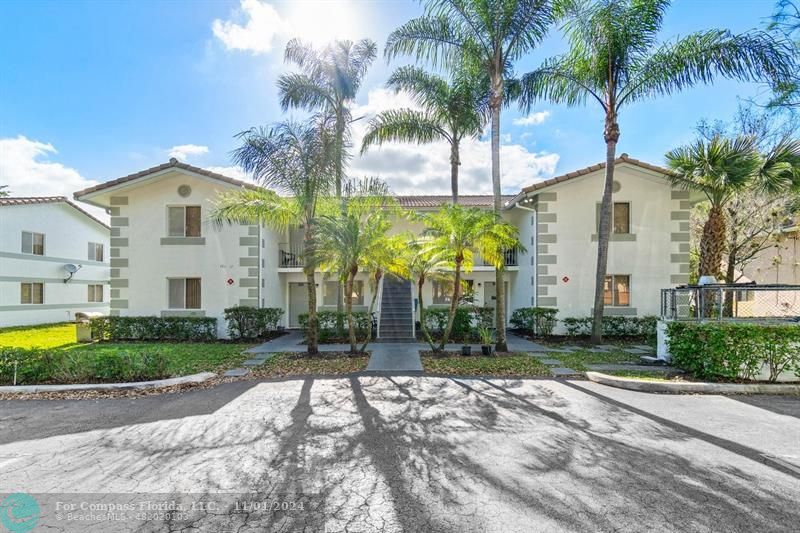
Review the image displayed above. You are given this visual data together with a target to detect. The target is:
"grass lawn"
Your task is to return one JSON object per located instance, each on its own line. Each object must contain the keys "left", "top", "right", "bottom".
{"left": 423, "top": 354, "right": 551, "bottom": 377}
{"left": 552, "top": 349, "right": 641, "bottom": 372}
{"left": 1, "top": 323, "right": 254, "bottom": 383}
{"left": 601, "top": 369, "right": 686, "bottom": 381}
{"left": 252, "top": 352, "right": 369, "bottom": 377}
{"left": 0, "top": 322, "right": 80, "bottom": 349}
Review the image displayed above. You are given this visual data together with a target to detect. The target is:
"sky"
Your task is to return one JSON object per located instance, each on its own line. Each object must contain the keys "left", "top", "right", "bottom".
{"left": 0, "top": 0, "right": 782, "bottom": 218}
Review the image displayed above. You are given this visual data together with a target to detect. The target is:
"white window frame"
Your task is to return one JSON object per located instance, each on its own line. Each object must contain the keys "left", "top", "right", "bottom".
{"left": 167, "top": 277, "right": 202, "bottom": 309}
{"left": 20, "top": 282, "right": 44, "bottom": 304}
{"left": 21, "top": 231, "right": 45, "bottom": 256}
{"left": 88, "top": 242, "right": 104, "bottom": 262}
{"left": 167, "top": 206, "right": 202, "bottom": 237}
{"left": 604, "top": 275, "right": 631, "bottom": 307}
{"left": 88, "top": 284, "right": 104, "bottom": 303}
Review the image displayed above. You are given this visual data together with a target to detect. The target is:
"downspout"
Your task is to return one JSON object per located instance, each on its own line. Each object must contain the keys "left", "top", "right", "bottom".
{"left": 514, "top": 198, "right": 538, "bottom": 307}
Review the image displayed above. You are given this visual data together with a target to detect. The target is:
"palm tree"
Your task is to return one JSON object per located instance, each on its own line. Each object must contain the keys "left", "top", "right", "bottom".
{"left": 666, "top": 134, "right": 800, "bottom": 279}
{"left": 209, "top": 117, "right": 336, "bottom": 355}
{"left": 361, "top": 66, "right": 489, "bottom": 203}
{"left": 315, "top": 179, "right": 406, "bottom": 353}
{"left": 519, "top": 0, "right": 796, "bottom": 342}
{"left": 405, "top": 241, "right": 453, "bottom": 351}
{"left": 0, "top": 185, "right": 9, "bottom": 198}
{"left": 278, "top": 38, "right": 377, "bottom": 200}
{"left": 420, "top": 204, "right": 521, "bottom": 351}
{"left": 278, "top": 38, "right": 377, "bottom": 319}
{"left": 385, "top": 0, "right": 558, "bottom": 351}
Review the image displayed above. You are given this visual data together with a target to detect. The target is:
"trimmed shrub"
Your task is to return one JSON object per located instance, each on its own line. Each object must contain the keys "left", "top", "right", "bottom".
{"left": 298, "top": 311, "right": 371, "bottom": 342}
{"left": 510, "top": 307, "right": 558, "bottom": 337}
{"left": 0, "top": 347, "right": 170, "bottom": 385}
{"left": 223, "top": 306, "right": 284, "bottom": 340}
{"left": 667, "top": 321, "right": 800, "bottom": 382}
{"left": 562, "top": 315, "right": 658, "bottom": 339}
{"left": 423, "top": 307, "right": 473, "bottom": 341}
{"left": 90, "top": 316, "right": 217, "bottom": 342}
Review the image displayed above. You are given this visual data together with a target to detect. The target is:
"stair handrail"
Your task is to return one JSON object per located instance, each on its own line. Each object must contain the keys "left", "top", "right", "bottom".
{"left": 375, "top": 275, "right": 385, "bottom": 339}
{"left": 410, "top": 278, "right": 416, "bottom": 340}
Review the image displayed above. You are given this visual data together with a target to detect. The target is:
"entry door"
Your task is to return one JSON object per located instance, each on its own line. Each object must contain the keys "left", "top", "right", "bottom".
{"left": 483, "top": 282, "right": 508, "bottom": 326}
{"left": 289, "top": 282, "right": 309, "bottom": 328}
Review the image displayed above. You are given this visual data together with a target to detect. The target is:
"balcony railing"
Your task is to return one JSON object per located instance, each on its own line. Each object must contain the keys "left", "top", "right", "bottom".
{"left": 279, "top": 243, "right": 304, "bottom": 268}
{"left": 473, "top": 248, "right": 518, "bottom": 267}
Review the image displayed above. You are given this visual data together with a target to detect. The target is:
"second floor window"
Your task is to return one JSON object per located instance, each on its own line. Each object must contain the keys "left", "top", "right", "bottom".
{"left": 21, "top": 282, "right": 44, "bottom": 304}
{"left": 613, "top": 202, "right": 631, "bottom": 234}
{"left": 88, "top": 284, "right": 104, "bottom": 303}
{"left": 604, "top": 275, "right": 631, "bottom": 306}
{"left": 21, "top": 231, "right": 45, "bottom": 255}
{"left": 168, "top": 206, "right": 201, "bottom": 237}
{"left": 88, "top": 242, "right": 104, "bottom": 261}
{"left": 168, "top": 278, "right": 202, "bottom": 309}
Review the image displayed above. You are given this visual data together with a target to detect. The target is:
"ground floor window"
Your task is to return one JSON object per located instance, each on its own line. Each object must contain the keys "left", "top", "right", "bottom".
{"left": 88, "top": 284, "right": 104, "bottom": 303}
{"left": 168, "top": 278, "right": 201, "bottom": 309}
{"left": 604, "top": 275, "right": 630, "bottom": 306}
{"left": 323, "top": 280, "right": 364, "bottom": 306}
{"left": 20, "top": 282, "right": 44, "bottom": 304}
{"left": 432, "top": 279, "right": 474, "bottom": 305}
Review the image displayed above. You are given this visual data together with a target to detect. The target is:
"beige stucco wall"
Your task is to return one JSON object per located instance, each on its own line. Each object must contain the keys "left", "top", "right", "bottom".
{"left": 523, "top": 162, "right": 690, "bottom": 324}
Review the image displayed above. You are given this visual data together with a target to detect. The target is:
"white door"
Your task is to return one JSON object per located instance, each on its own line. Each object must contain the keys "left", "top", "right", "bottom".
{"left": 289, "top": 282, "right": 309, "bottom": 328}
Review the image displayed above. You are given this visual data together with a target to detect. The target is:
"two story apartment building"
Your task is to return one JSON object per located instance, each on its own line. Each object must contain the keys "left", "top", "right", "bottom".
{"left": 73, "top": 155, "right": 690, "bottom": 337}
{"left": 0, "top": 197, "right": 110, "bottom": 327}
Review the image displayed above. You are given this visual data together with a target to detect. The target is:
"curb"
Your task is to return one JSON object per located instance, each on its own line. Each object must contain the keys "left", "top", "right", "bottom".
{"left": 586, "top": 371, "right": 800, "bottom": 395}
{"left": 0, "top": 372, "right": 217, "bottom": 394}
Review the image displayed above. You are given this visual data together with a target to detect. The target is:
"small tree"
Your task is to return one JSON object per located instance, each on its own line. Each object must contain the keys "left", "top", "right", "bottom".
{"left": 0, "top": 185, "right": 9, "bottom": 198}
{"left": 405, "top": 240, "right": 453, "bottom": 350}
{"left": 209, "top": 117, "right": 336, "bottom": 355}
{"left": 420, "top": 205, "right": 522, "bottom": 351}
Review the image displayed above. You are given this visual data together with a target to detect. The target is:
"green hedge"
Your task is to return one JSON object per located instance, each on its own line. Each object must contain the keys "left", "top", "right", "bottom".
{"left": 667, "top": 321, "right": 800, "bottom": 382}
{"left": 89, "top": 316, "right": 217, "bottom": 342}
{"left": 223, "top": 306, "right": 284, "bottom": 340}
{"left": 562, "top": 315, "right": 658, "bottom": 339}
{"left": 298, "top": 311, "right": 371, "bottom": 343}
{"left": 422, "top": 306, "right": 494, "bottom": 342}
{"left": 510, "top": 307, "right": 558, "bottom": 337}
{"left": 0, "top": 347, "right": 170, "bottom": 385}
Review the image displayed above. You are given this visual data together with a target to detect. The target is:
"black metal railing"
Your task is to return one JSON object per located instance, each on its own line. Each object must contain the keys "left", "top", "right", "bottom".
{"left": 473, "top": 248, "right": 518, "bottom": 267}
{"left": 661, "top": 284, "right": 800, "bottom": 321}
{"left": 278, "top": 243, "right": 304, "bottom": 268}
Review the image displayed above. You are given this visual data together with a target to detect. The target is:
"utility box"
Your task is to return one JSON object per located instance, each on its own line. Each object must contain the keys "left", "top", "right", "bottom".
{"left": 75, "top": 312, "right": 104, "bottom": 343}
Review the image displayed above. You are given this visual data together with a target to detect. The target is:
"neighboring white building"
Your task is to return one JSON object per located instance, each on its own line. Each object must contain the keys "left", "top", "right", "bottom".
{"left": 0, "top": 197, "right": 110, "bottom": 327}
{"left": 73, "top": 155, "right": 690, "bottom": 337}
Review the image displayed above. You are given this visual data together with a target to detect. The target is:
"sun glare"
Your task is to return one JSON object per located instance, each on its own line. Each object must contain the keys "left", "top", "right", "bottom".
{"left": 284, "top": 1, "right": 364, "bottom": 46}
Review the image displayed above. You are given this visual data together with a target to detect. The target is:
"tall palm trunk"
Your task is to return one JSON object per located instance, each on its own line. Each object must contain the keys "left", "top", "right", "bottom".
{"left": 591, "top": 112, "right": 620, "bottom": 343}
{"left": 450, "top": 140, "right": 460, "bottom": 204}
{"left": 359, "top": 270, "right": 383, "bottom": 353}
{"left": 490, "top": 76, "right": 508, "bottom": 352}
{"left": 335, "top": 106, "right": 346, "bottom": 326}
{"left": 303, "top": 221, "right": 319, "bottom": 355}
{"left": 345, "top": 268, "right": 358, "bottom": 353}
{"left": 439, "top": 257, "right": 463, "bottom": 350}
{"left": 700, "top": 205, "right": 726, "bottom": 279}
{"left": 418, "top": 277, "right": 436, "bottom": 350}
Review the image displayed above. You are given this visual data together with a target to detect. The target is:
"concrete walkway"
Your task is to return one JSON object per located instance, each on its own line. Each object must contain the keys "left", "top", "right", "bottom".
{"left": 248, "top": 332, "right": 549, "bottom": 372}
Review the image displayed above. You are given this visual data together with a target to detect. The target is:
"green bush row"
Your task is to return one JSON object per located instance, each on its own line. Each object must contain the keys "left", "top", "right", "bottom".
{"left": 89, "top": 316, "right": 217, "bottom": 342}
{"left": 561, "top": 315, "right": 658, "bottom": 339}
{"left": 0, "top": 347, "right": 170, "bottom": 386}
{"left": 223, "top": 306, "right": 284, "bottom": 340}
{"left": 298, "top": 311, "right": 372, "bottom": 343}
{"left": 667, "top": 321, "right": 800, "bottom": 382}
{"left": 423, "top": 306, "right": 495, "bottom": 342}
{"left": 510, "top": 307, "right": 558, "bottom": 337}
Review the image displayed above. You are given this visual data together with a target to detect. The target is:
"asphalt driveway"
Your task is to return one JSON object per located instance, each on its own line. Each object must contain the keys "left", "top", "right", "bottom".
{"left": 1, "top": 377, "right": 799, "bottom": 532}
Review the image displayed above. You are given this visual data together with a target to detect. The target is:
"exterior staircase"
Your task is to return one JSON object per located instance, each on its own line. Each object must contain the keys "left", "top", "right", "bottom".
{"left": 378, "top": 275, "right": 415, "bottom": 342}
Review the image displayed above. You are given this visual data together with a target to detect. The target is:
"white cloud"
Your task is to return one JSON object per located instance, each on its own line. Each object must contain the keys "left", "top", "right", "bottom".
{"left": 212, "top": 0, "right": 287, "bottom": 54}
{"left": 350, "top": 89, "right": 559, "bottom": 195}
{"left": 168, "top": 144, "right": 209, "bottom": 161}
{"left": 206, "top": 165, "right": 250, "bottom": 182}
{"left": 0, "top": 135, "right": 106, "bottom": 219}
{"left": 513, "top": 111, "right": 551, "bottom": 126}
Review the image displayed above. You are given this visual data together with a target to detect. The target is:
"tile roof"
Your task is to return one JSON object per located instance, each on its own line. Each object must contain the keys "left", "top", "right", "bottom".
{"left": 73, "top": 158, "right": 259, "bottom": 198}
{"left": 507, "top": 154, "right": 676, "bottom": 206}
{"left": 0, "top": 196, "right": 109, "bottom": 229}
{"left": 395, "top": 195, "right": 511, "bottom": 208}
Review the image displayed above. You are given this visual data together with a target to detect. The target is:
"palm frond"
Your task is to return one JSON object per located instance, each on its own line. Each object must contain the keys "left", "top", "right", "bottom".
{"left": 385, "top": 15, "right": 468, "bottom": 68}
{"left": 276, "top": 73, "right": 333, "bottom": 112}
{"left": 208, "top": 188, "right": 299, "bottom": 231}
{"left": 360, "top": 109, "right": 448, "bottom": 153}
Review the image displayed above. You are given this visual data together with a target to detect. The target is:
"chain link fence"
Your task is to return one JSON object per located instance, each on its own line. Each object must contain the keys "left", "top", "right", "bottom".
{"left": 661, "top": 284, "right": 800, "bottom": 321}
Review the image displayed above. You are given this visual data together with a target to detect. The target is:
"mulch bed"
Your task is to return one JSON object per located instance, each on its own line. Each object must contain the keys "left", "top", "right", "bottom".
{"left": 281, "top": 351, "right": 369, "bottom": 359}
{"left": 420, "top": 350, "right": 523, "bottom": 358}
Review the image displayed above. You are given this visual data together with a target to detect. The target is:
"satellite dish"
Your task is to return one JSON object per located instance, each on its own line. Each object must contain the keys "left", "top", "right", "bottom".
{"left": 63, "top": 263, "right": 82, "bottom": 283}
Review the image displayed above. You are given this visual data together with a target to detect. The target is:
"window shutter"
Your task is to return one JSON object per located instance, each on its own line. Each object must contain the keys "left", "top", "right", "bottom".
{"left": 21, "top": 232, "right": 32, "bottom": 254}
{"left": 168, "top": 279, "right": 185, "bottom": 309}
{"left": 186, "top": 278, "right": 201, "bottom": 309}
{"left": 168, "top": 207, "right": 185, "bottom": 237}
